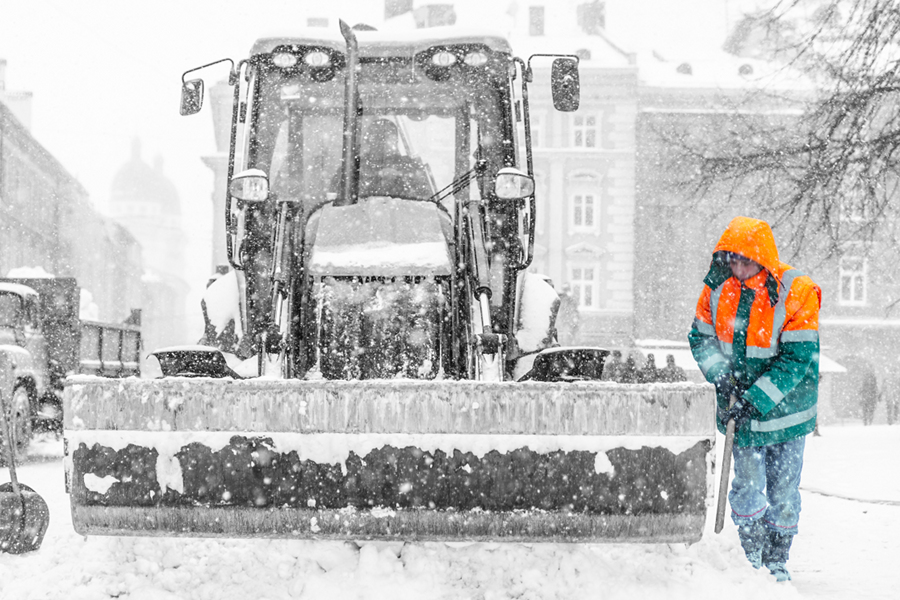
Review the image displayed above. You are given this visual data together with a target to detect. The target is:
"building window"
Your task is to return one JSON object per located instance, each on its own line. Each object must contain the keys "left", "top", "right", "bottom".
{"left": 385, "top": 0, "right": 413, "bottom": 19}
{"left": 839, "top": 253, "right": 867, "bottom": 306}
{"left": 567, "top": 172, "right": 601, "bottom": 233}
{"left": 534, "top": 170, "right": 547, "bottom": 235}
{"left": 529, "top": 6, "right": 545, "bottom": 36}
{"left": 569, "top": 264, "right": 600, "bottom": 309}
{"left": 577, "top": 1, "right": 606, "bottom": 34}
{"left": 414, "top": 4, "right": 456, "bottom": 28}
{"left": 571, "top": 114, "right": 599, "bottom": 148}
{"left": 571, "top": 194, "right": 597, "bottom": 230}
{"left": 529, "top": 112, "right": 544, "bottom": 148}
{"left": 839, "top": 173, "right": 868, "bottom": 223}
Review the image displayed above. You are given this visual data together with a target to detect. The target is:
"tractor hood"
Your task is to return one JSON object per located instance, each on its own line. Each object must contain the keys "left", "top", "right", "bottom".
{"left": 306, "top": 197, "right": 453, "bottom": 277}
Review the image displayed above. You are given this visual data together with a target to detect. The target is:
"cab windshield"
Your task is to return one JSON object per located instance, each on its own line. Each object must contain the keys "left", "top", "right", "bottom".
{"left": 0, "top": 292, "right": 22, "bottom": 328}
{"left": 245, "top": 55, "right": 512, "bottom": 217}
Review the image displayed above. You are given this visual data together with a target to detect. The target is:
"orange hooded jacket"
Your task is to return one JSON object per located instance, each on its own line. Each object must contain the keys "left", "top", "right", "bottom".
{"left": 688, "top": 217, "right": 822, "bottom": 447}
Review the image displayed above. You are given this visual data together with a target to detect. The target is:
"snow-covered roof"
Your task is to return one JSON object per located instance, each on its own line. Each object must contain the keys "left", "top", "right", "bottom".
{"left": 821, "top": 317, "right": 900, "bottom": 328}
{"left": 6, "top": 265, "right": 54, "bottom": 278}
{"left": 634, "top": 338, "right": 846, "bottom": 373}
{"left": 250, "top": 26, "right": 512, "bottom": 58}
{"left": 0, "top": 282, "right": 39, "bottom": 297}
{"left": 636, "top": 48, "right": 813, "bottom": 92}
{"left": 307, "top": 197, "right": 453, "bottom": 277}
{"left": 509, "top": 33, "right": 634, "bottom": 69}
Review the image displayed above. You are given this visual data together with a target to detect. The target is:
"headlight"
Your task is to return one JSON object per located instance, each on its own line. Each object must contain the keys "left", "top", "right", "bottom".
{"left": 272, "top": 52, "right": 298, "bottom": 68}
{"left": 463, "top": 51, "right": 488, "bottom": 67}
{"left": 304, "top": 51, "right": 331, "bottom": 67}
{"left": 431, "top": 51, "right": 457, "bottom": 67}
{"left": 229, "top": 169, "right": 269, "bottom": 202}
{"left": 494, "top": 167, "right": 535, "bottom": 200}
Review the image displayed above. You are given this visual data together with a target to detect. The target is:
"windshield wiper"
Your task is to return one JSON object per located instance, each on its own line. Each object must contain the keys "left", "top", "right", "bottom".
{"left": 428, "top": 159, "right": 488, "bottom": 205}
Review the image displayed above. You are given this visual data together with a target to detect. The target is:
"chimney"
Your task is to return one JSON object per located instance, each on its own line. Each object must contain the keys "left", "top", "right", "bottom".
{"left": 0, "top": 59, "right": 34, "bottom": 130}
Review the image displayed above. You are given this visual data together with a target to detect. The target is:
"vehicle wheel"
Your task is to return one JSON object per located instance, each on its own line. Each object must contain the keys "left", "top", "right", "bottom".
{"left": 6, "top": 384, "right": 34, "bottom": 459}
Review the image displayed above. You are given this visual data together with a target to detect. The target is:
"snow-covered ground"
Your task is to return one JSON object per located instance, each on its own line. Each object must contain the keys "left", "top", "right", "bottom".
{"left": 2, "top": 424, "right": 898, "bottom": 600}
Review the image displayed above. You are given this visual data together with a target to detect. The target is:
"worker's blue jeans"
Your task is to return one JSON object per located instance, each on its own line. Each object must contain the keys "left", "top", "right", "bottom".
{"left": 729, "top": 437, "right": 806, "bottom": 534}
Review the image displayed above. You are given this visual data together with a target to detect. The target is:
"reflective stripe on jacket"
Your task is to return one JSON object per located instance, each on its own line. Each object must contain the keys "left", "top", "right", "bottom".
{"left": 688, "top": 217, "right": 821, "bottom": 447}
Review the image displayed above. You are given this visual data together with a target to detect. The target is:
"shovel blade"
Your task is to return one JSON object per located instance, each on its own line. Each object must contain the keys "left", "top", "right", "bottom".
{"left": 0, "top": 484, "right": 50, "bottom": 554}
{"left": 65, "top": 378, "right": 717, "bottom": 542}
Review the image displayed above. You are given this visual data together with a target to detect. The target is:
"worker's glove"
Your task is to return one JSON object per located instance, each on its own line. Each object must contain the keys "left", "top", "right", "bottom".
{"left": 713, "top": 373, "right": 739, "bottom": 399}
{"left": 723, "top": 398, "right": 756, "bottom": 429}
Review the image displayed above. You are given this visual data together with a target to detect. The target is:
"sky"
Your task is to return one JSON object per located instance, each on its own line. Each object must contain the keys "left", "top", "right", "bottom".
{"left": 2, "top": 422, "right": 898, "bottom": 599}
{"left": 0, "top": 1, "right": 382, "bottom": 333}
{"left": 0, "top": 0, "right": 763, "bottom": 331}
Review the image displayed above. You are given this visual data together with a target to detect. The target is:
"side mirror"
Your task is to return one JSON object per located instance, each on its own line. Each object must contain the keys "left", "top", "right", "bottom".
{"left": 494, "top": 167, "right": 535, "bottom": 200}
{"left": 180, "top": 78, "right": 205, "bottom": 116}
{"left": 229, "top": 169, "right": 270, "bottom": 202}
{"left": 551, "top": 58, "right": 580, "bottom": 112}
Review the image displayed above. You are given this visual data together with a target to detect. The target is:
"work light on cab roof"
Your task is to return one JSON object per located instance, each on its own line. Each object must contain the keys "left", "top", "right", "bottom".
{"left": 272, "top": 52, "right": 298, "bottom": 68}
{"left": 303, "top": 50, "right": 331, "bottom": 67}
{"left": 463, "top": 51, "right": 489, "bottom": 67}
{"left": 431, "top": 50, "right": 457, "bottom": 67}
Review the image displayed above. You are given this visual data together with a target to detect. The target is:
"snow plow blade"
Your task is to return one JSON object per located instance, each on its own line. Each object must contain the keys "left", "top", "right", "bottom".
{"left": 64, "top": 378, "right": 715, "bottom": 543}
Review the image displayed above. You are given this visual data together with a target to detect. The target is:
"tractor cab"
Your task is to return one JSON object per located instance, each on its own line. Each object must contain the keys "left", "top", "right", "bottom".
{"left": 183, "top": 26, "right": 579, "bottom": 380}
{"left": 0, "top": 283, "right": 39, "bottom": 347}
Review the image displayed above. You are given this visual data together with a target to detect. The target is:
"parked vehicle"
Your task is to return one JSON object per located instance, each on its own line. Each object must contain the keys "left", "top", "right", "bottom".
{"left": 0, "top": 278, "right": 140, "bottom": 454}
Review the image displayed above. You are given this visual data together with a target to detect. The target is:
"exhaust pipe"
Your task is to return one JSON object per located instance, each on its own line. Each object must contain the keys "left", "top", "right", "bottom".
{"left": 336, "top": 20, "right": 361, "bottom": 207}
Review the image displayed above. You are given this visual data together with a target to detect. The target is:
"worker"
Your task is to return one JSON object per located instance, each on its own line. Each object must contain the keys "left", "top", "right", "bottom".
{"left": 859, "top": 367, "right": 880, "bottom": 425}
{"left": 638, "top": 353, "right": 659, "bottom": 383}
{"left": 333, "top": 118, "right": 433, "bottom": 200}
{"left": 658, "top": 354, "right": 687, "bottom": 382}
{"left": 886, "top": 374, "right": 900, "bottom": 425}
{"left": 601, "top": 350, "right": 623, "bottom": 381}
{"left": 688, "top": 216, "right": 821, "bottom": 582}
{"left": 619, "top": 354, "right": 640, "bottom": 383}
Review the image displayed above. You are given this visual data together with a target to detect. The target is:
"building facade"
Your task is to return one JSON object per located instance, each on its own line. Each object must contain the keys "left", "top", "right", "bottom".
{"left": 197, "top": 2, "right": 899, "bottom": 424}
{"left": 631, "top": 53, "right": 889, "bottom": 420}
{"left": 0, "top": 66, "right": 143, "bottom": 323}
{"left": 109, "top": 140, "right": 191, "bottom": 362}
{"left": 517, "top": 43, "right": 638, "bottom": 348}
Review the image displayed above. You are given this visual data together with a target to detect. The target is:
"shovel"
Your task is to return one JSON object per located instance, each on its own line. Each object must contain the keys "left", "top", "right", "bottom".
{"left": 714, "top": 394, "right": 738, "bottom": 534}
{"left": 0, "top": 354, "right": 50, "bottom": 554}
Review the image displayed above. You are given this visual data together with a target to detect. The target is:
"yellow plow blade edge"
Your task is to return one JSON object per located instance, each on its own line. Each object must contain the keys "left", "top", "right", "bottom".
{"left": 63, "top": 378, "right": 716, "bottom": 543}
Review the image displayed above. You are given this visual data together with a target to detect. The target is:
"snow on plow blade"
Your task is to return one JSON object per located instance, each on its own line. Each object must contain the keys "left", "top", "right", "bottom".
{"left": 64, "top": 378, "right": 715, "bottom": 543}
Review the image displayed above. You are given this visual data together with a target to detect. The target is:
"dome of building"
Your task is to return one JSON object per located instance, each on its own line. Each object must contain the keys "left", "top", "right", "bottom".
{"left": 110, "top": 138, "right": 181, "bottom": 215}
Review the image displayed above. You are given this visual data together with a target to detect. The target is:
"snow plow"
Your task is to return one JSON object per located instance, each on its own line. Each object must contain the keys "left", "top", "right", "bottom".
{"left": 63, "top": 22, "right": 716, "bottom": 542}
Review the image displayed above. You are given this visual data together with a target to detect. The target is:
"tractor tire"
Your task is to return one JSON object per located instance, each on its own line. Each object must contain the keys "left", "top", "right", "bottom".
{"left": 1, "top": 384, "right": 34, "bottom": 465}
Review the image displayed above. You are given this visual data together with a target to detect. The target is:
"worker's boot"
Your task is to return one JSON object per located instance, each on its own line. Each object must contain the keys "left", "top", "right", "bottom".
{"left": 736, "top": 519, "right": 767, "bottom": 569}
{"left": 763, "top": 530, "right": 794, "bottom": 582}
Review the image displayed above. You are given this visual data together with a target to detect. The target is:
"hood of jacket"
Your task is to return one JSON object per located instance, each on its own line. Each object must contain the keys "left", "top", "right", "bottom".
{"left": 714, "top": 216, "right": 780, "bottom": 272}
{"left": 704, "top": 217, "right": 786, "bottom": 304}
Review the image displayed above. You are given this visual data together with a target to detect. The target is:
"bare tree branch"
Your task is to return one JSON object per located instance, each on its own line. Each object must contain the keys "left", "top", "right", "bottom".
{"left": 664, "top": 0, "right": 900, "bottom": 259}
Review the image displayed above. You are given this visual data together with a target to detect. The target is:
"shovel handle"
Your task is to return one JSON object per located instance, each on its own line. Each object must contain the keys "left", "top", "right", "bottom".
{"left": 714, "top": 394, "right": 738, "bottom": 534}
{"left": 0, "top": 356, "right": 22, "bottom": 496}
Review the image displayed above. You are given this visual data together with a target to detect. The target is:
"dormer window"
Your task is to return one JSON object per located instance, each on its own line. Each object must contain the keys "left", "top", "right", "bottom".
{"left": 530, "top": 6, "right": 545, "bottom": 36}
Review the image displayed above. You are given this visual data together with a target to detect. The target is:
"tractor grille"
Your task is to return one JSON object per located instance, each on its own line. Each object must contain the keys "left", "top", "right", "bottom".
{"left": 315, "top": 276, "right": 448, "bottom": 379}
